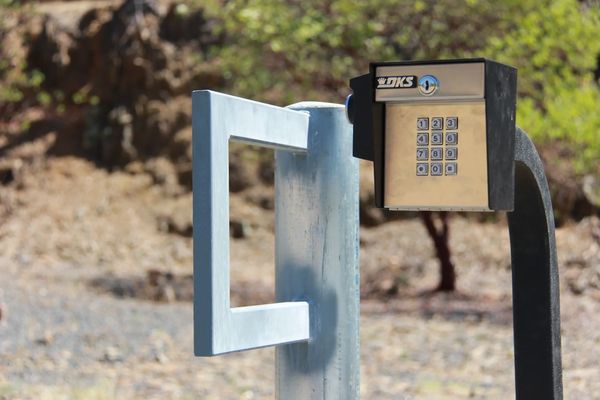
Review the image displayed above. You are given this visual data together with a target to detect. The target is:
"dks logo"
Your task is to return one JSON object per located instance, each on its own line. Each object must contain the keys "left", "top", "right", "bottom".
{"left": 376, "top": 74, "right": 440, "bottom": 96}
{"left": 376, "top": 75, "right": 417, "bottom": 89}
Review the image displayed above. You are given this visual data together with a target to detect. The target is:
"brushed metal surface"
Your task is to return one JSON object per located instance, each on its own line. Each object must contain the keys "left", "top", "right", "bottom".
{"left": 193, "top": 92, "right": 360, "bottom": 400}
{"left": 375, "top": 62, "right": 485, "bottom": 102}
{"left": 193, "top": 90, "right": 311, "bottom": 356}
{"left": 383, "top": 101, "right": 490, "bottom": 210}
{"left": 275, "top": 103, "right": 360, "bottom": 400}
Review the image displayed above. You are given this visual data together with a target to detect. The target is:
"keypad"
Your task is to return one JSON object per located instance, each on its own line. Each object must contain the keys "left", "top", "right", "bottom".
{"left": 417, "top": 118, "right": 429, "bottom": 131}
{"left": 416, "top": 163, "right": 429, "bottom": 176}
{"left": 445, "top": 147, "right": 457, "bottom": 160}
{"left": 431, "top": 117, "right": 443, "bottom": 130}
{"left": 445, "top": 162, "right": 457, "bottom": 175}
{"left": 445, "top": 132, "right": 458, "bottom": 145}
{"left": 446, "top": 117, "right": 458, "bottom": 130}
{"left": 416, "top": 148, "right": 428, "bottom": 161}
{"left": 417, "top": 133, "right": 429, "bottom": 146}
{"left": 415, "top": 116, "right": 459, "bottom": 176}
{"left": 431, "top": 147, "right": 443, "bottom": 161}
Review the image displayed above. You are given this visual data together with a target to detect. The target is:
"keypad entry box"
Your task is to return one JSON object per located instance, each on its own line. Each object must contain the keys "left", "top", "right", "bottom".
{"left": 348, "top": 59, "right": 517, "bottom": 211}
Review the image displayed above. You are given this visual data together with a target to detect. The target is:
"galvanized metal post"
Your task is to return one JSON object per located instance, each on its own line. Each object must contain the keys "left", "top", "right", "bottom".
{"left": 275, "top": 103, "right": 360, "bottom": 400}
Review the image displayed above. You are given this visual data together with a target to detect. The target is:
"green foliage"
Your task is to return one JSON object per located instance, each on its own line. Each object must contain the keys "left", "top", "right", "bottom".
{"left": 0, "top": 0, "right": 20, "bottom": 8}
{"left": 486, "top": 0, "right": 600, "bottom": 101}
{"left": 211, "top": 0, "right": 600, "bottom": 174}
{"left": 217, "top": 0, "right": 521, "bottom": 103}
{"left": 517, "top": 84, "right": 600, "bottom": 172}
{"left": 485, "top": 0, "right": 600, "bottom": 173}
{"left": 0, "top": 65, "right": 45, "bottom": 104}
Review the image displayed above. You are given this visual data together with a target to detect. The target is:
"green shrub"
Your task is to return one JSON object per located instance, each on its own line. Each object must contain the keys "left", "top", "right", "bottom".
{"left": 485, "top": 0, "right": 600, "bottom": 173}
{"left": 213, "top": 0, "right": 600, "bottom": 173}
{"left": 217, "top": 0, "right": 518, "bottom": 103}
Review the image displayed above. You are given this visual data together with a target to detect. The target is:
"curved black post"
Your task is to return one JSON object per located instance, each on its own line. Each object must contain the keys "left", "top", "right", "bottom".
{"left": 508, "top": 128, "right": 563, "bottom": 399}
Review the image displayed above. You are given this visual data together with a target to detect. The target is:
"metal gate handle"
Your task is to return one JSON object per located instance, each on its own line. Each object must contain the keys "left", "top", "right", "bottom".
{"left": 193, "top": 91, "right": 310, "bottom": 356}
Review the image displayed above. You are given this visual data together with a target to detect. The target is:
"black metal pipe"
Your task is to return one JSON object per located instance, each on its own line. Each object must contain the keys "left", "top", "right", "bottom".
{"left": 508, "top": 128, "right": 563, "bottom": 400}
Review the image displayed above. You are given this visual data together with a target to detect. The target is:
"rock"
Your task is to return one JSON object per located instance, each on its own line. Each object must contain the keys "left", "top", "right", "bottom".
{"left": 259, "top": 196, "right": 274, "bottom": 211}
{"left": 169, "top": 127, "right": 192, "bottom": 162}
{"left": 229, "top": 154, "right": 254, "bottom": 193}
{"left": 154, "top": 351, "right": 169, "bottom": 364}
{"left": 155, "top": 194, "right": 192, "bottom": 236}
{"left": 592, "top": 219, "right": 600, "bottom": 245}
{"left": 102, "top": 346, "right": 123, "bottom": 363}
{"left": 146, "top": 269, "right": 177, "bottom": 302}
{"left": 135, "top": 97, "right": 191, "bottom": 159}
{"left": 230, "top": 219, "right": 249, "bottom": 239}
{"left": 124, "top": 161, "right": 145, "bottom": 175}
{"left": 539, "top": 145, "right": 597, "bottom": 223}
{"left": 583, "top": 175, "right": 600, "bottom": 209}
{"left": 159, "top": 212, "right": 192, "bottom": 237}
{"left": 102, "top": 106, "right": 137, "bottom": 164}
{"left": 144, "top": 157, "right": 178, "bottom": 187}
{"left": 35, "top": 330, "right": 54, "bottom": 346}
{"left": 22, "top": 0, "right": 223, "bottom": 167}
{"left": 156, "top": 284, "right": 176, "bottom": 303}
{"left": 26, "top": 15, "right": 76, "bottom": 90}
{"left": 258, "top": 157, "right": 275, "bottom": 185}
{"left": 0, "top": 160, "right": 20, "bottom": 186}
{"left": 160, "top": 3, "right": 223, "bottom": 47}
{"left": 378, "top": 278, "right": 398, "bottom": 295}
{"left": 176, "top": 164, "right": 192, "bottom": 190}
{"left": 146, "top": 269, "right": 163, "bottom": 287}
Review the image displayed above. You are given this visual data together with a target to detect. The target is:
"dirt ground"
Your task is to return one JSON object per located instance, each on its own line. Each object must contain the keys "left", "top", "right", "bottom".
{"left": 0, "top": 156, "right": 599, "bottom": 399}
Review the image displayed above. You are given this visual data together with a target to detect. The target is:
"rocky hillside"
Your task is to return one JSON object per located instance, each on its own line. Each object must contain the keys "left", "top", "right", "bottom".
{"left": 1, "top": 0, "right": 599, "bottom": 228}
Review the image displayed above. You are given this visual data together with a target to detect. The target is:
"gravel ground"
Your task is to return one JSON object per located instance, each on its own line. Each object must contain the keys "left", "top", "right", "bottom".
{"left": 0, "top": 157, "right": 599, "bottom": 399}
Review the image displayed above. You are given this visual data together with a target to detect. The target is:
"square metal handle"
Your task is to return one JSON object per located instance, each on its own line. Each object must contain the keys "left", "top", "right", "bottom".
{"left": 193, "top": 91, "right": 311, "bottom": 356}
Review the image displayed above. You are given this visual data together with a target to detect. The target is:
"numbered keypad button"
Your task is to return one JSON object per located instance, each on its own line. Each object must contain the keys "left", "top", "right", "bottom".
{"left": 415, "top": 115, "right": 459, "bottom": 177}
{"left": 416, "top": 148, "right": 429, "bottom": 161}
{"left": 445, "top": 131, "right": 458, "bottom": 145}
{"left": 445, "top": 162, "right": 457, "bottom": 176}
{"left": 431, "top": 147, "right": 443, "bottom": 160}
{"left": 445, "top": 147, "right": 458, "bottom": 160}
{"left": 416, "top": 133, "right": 429, "bottom": 146}
{"left": 416, "top": 163, "right": 429, "bottom": 176}
{"left": 417, "top": 117, "right": 429, "bottom": 131}
{"left": 431, "top": 162, "right": 443, "bottom": 176}
{"left": 446, "top": 117, "right": 458, "bottom": 130}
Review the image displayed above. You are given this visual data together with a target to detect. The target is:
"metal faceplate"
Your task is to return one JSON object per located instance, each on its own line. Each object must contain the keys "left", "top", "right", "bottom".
{"left": 384, "top": 101, "right": 490, "bottom": 211}
{"left": 375, "top": 62, "right": 485, "bottom": 102}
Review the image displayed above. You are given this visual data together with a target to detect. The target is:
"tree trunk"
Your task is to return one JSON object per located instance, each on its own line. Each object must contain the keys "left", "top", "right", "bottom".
{"left": 420, "top": 211, "right": 456, "bottom": 291}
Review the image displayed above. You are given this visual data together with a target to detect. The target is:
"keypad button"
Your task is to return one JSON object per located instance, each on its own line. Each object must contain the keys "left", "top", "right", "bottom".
{"left": 431, "top": 162, "right": 443, "bottom": 176}
{"left": 416, "top": 148, "right": 429, "bottom": 161}
{"left": 431, "top": 132, "right": 443, "bottom": 145}
{"left": 445, "top": 131, "right": 458, "bottom": 145}
{"left": 445, "top": 147, "right": 458, "bottom": 160}
{"left": 416, "top": 163, "right": 429, "bottom": 176}
{"left": 417, "top": 117, "right": 429, "bottom": 131}
{"left": 431, "top": 147, "right": 443, "bottom": 161}
{"left": 446, "top": 117, "right": 458, "bottom": 130}
{"left": 416, "top": 133, "right": 429, "bottom": 146}
{"left": 445, "top": 162, "right": 458, "bottom": 176}
{"left": 431, "top": 117, "right": 443, "bottom": 130}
